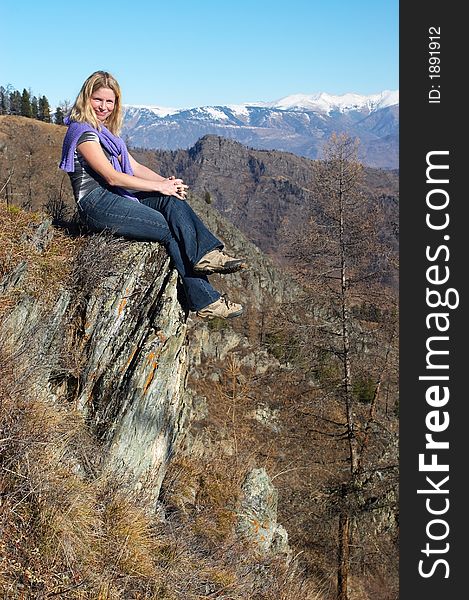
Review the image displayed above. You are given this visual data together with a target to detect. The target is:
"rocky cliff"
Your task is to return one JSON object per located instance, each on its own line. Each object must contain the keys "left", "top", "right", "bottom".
{"left": 0, "top": 117, "right": 398, "bottom": 264}
{"left": 1, "top": 217, "right": 189, "bottom": 506}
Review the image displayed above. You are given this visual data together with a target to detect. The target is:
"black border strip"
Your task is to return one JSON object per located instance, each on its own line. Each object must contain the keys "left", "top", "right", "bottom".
{"left": 400, "top": 1, "right": 466, "bottom": 596}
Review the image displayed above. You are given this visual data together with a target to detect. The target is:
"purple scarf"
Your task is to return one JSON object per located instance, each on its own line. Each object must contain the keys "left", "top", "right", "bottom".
{"left": 59, "top": 118, "right": 138, "bottom": 201}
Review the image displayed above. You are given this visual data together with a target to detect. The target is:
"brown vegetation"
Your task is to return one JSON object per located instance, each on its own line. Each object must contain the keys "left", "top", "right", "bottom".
{"left": 0, "top": 116, "right": 74, "bottom": 218}
{"left": 0, "top": 201, "right": 80, "bottom": 318}
{"left": 131, "top": 135, "right": 398, "bottom": 263}
{"left": 187, "top": 318, "right": 398, "bottom": 599}
{"left": 0, "top": 326, "right": 324, "bottom": 599}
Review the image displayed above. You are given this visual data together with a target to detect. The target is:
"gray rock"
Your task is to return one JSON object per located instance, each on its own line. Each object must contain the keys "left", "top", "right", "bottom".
{"left": 0, "top": 226, "right": 189, "bottom": 508}
{"left": 0, "top": 260, "right": 27, "bottom": 293}
{"left": 251, "top": 404, "right": 280, "bottom": 432}
{"left": 191, "top": 394, "right": 209, "bottom": 421}
{"left": 21, "top": 218, "right": 54, "bottom": 251}
{"left": 236, "top": 467, "right": 291, "bottom": 557}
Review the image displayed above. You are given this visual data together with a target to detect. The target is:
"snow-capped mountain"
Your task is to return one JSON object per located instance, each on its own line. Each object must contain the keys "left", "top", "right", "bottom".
{"left": 263, "top": 90, "right": 398, "bottom": 113}
{"left": 122, "top": 91, "right": 399, "bottom": 169}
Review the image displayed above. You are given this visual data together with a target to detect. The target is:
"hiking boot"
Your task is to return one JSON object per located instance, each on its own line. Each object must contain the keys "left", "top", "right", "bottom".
{"left": 196, "top": 296, "right": 244, "bottom": 320}
{"left": 193, "top": 249, "right": 247, "bottom": 275}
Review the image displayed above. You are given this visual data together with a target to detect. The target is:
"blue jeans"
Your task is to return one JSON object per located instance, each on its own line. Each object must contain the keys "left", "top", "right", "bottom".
{"left": 77, "top": 187, "right": 222, "bottom": 311}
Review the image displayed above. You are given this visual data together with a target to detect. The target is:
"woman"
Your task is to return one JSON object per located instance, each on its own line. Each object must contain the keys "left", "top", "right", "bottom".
{"left": 60, "top": 70, "right": 246, "bottom": 319}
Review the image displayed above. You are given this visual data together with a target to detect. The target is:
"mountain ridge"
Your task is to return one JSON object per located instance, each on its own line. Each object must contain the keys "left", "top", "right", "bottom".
{"left": 0, "top": 116, "right": 398, "bottom": 268}
{"left": 122, "top": 90, "right": 399, "bottom": 169}
{"left": 124, "top": 89, "right": 399, "bottom": 117}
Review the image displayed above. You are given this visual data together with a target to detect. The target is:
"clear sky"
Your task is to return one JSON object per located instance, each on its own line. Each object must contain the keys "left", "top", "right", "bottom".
{"left": 2, "top": 0, "right": 398, "bottom": 109}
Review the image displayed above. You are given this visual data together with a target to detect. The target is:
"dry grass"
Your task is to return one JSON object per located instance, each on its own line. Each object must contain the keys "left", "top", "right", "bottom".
{"left": 0, "top": 339, "right": 170, "bottom": 598}
{"left": 0, "top": 363, "right": 324, "bottom": 599}
{"left": 0, "top": 118, "right": 398, "bottom": 597}
{"left": 0, "top": 334, "right": 327, "bottom": 599}
{"left": 0, "top": 201, "right": 82, "bottom": 316}
{"left": 0, "top": 116, "right": 75, "bottom": 217}
{"left": 158, "top": 452, "right": 325, "bottom": 600}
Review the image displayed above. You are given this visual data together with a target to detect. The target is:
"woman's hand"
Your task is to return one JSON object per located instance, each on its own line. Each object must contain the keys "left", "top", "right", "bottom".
{"left": 162, "top": 176, "right": 188, "bottom": 200}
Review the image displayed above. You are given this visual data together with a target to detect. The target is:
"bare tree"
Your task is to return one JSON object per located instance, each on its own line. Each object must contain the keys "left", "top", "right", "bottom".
{"left": 285, "top": 134, "right": 398, "bottom": 599}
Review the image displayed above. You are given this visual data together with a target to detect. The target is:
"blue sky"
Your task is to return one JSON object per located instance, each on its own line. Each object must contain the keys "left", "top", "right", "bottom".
{"left": 2, "top": 0, "right": 398, "bottom": 109}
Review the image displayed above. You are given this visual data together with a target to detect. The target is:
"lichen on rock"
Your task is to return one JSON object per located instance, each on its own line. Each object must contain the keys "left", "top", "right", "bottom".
{"left": 236, "top": 467, "right": 291, "bottom": 557}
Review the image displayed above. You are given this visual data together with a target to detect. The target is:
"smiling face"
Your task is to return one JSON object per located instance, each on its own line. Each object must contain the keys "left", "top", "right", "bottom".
{"left": 90, "top": 87, "right": 116, "bottom": 123}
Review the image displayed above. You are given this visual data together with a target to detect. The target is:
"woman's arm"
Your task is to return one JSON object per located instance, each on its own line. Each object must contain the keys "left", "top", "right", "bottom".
{"left": 127, "top": 154, "right": 188, "bottom": 199}
{"left": 78, "top": 141, "right": 188, "bottom": 198}
{"left": 128, "top": 153, "right": 166, "bottom": 182}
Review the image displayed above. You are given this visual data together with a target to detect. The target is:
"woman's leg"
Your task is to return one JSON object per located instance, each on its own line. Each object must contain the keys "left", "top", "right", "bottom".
{"left": 138, "top": 193, "right": 223, "bottom": 266}
{"left": 77, "top": 188, "right": 220, "bottom": 311}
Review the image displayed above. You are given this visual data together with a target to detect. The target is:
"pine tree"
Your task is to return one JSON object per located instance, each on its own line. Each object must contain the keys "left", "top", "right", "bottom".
{"left": 54, "top": 104, "right": 65, "bottom": 125}
{"left": 9, "top": 90, "right": 22, "bottom": 115}
{"left": 31, "top": 96, "right": 39, "bottom": 119}
{"left": 0, "top": 86, "right": 7, "bottom": 115}
{"left": 38, "top": 95, "right": 51, "bottom": 122}
{"left": 21, "top": 88, "right": 32, "bottom": 118}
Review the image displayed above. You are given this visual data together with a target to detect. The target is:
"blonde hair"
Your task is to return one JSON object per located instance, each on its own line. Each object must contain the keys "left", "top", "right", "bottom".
{"left": 69, "top": 71, "right": 123, "bottom": 134}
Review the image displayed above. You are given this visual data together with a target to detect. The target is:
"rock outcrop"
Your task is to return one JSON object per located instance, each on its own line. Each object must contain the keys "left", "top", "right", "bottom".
{"left": 1, "top": 223, "right": 189, "bottom": 506}
{"left": 236, "top": 467, "right": 291, "bottom": 557}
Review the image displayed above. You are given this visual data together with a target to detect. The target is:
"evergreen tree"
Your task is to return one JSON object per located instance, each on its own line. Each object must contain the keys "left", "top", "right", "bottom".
{"left": 54, "top": 104, "right": 65, "bottom": 125}
{"left": 31, "top": 96, "right": 39, "bottom": 119}
{"left": 21, "top": 88, "right": 32, "bottom": 118}
{"left": 9, "top": 90, "right": 22, "bottom": 115}
{"left": 38, "top": 95, "right": 51, "bottom": 122}
{"left": 0, "top": 86, "right": 6, "bottom": 115}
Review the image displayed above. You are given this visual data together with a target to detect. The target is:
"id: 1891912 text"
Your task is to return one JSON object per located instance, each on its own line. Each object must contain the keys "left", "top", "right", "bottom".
{"left": 428, "top": 26, "right": 441, "bottom": 104}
